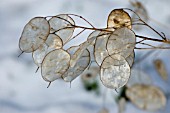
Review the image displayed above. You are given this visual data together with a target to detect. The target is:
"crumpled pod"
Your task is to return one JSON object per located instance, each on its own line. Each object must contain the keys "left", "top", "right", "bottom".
{"left": 62, "top": 47, "right": 90, "bottom": 82}
{"left": 41, "top": 49, "right": 70, "bottom": 82}
{"left": 126, "top": 84, "right": 166, "bottom": 111}
{"left": 19, "top": 17, "right": 50, "bottom": 53}
{"left": 48, "top": 14, "right": 75, "bottom": 44}
{"left": 32, "top": 34, "right": 63, "bottom": 67}
{"left": 100, "top": 54, "right": 131, "bottom": 89}
{"left": 107, "top": 27, "right": 136, "bottom": 59}
{"left": 107, "top": 9, "right": 132, "bottom": 29}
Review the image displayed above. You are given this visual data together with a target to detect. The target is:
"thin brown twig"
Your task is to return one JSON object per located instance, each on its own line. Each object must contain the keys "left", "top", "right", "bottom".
{"left": 135, "top": 47, "right": 170, "bottom": 50}
{"left": 136, "top": 35, "right": 170, "bottom": 43}
{"left": 64, "top": 29, "right": 86, "bottom": 45}
{"left": 67, "top": 14, "right": 95, "bottom": 28}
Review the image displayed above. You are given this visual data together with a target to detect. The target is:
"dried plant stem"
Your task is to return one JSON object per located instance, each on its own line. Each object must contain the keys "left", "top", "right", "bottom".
{"left": 47, "top": 12, "right": 170, "bottom": 50}
{"left": 135, "top": 47, "right": 170, "bottom": 50}
{"left": 136, "top": 35, "right": 170, "bottom": 44}
{"left": 67, "top": 14, "right": 95, "bottom": 28}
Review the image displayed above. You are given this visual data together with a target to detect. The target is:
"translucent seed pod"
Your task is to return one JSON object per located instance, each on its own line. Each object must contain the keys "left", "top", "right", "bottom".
{"left": 41, "top": 49, "right": 70, "bottom": 82}
{"left": 19, "top": 17, "right": 50, "bottom": 53}
{"left": 48, "top": 14, "right": 75, "bottom": 44}
{"left": 100, "top": 54, "right": 131, "bottom": 89}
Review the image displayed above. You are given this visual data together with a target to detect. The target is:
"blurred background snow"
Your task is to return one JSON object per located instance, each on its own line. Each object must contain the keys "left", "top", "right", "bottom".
{"left": 0, "top": 0, "right": 170, "bottom": 113}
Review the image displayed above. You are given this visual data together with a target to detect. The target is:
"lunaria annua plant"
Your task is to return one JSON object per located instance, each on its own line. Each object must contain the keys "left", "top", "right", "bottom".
{"left": 18, "top": 8, "right": 170, "bottom": 90}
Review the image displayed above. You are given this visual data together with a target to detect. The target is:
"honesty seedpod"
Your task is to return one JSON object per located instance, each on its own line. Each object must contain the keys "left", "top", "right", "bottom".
{"left": 32, "top": 34, "right": 63, "bottom": 67}
{"left": 18, "top": 8, "right": 170, "bottom": 94}
{"left": 126, "top": 84, "right": 166, "bottom": 111}
{"left": 19, "top": 17, "right": 50, "bottom": 53}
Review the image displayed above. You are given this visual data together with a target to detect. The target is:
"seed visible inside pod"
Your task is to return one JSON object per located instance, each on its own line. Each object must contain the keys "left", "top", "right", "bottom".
{"left": 107, "top": 9, "right": 132, "bottom": 29}
{"left": 19, "top": 17, "right": 50, "bottom": 53}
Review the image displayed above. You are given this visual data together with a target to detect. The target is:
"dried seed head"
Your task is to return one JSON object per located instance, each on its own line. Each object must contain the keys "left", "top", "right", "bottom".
{"left": 19, "top": 17, "right": 50, "bottom": 53}
{"left": 32, "top": 34, "right": 63, "bottom": 66}
{"left": 62, "top": 48, "right": 90, "bottom": 82}
{"left": 41, "top": 49, "right": 70, "bottom": 82}
{"left": 107, "top": 27, "right": 136, "bottom": 59}
{"left": 107, "top": 9, "right": 132, "bottom": 29}
{"left": 100, "top": 54, "right": 131, "bottom": 89}
{"left": 49, "top": 14, "right": 75, "bottom": 44}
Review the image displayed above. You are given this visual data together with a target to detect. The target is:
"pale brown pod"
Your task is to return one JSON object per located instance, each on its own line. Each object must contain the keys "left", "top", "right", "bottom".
{"left": 154, "top": 59, "right": 168, "bottom": 81}
{"left": 19, "top": 17, "right": 50, "bottom": 53}
{"left": 107, "top": 9, "right": 132, "bottom": 29}
{"left": 126, "top": 84, "right": 166, "bottom": 111}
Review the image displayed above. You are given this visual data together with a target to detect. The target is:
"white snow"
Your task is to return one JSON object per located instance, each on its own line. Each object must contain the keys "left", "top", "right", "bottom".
{"left": 0, "top": 0, "right": 170, "bottom": 113}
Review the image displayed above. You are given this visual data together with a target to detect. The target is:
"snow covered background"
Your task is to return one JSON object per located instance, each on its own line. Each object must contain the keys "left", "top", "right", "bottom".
{"left": 0, "top": 0, "right": 170, "bottom": 113}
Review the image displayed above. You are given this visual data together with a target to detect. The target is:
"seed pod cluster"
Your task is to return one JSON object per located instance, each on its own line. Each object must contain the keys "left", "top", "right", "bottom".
{"left": 19, "top": 9, "right": 136, "bottom": 89}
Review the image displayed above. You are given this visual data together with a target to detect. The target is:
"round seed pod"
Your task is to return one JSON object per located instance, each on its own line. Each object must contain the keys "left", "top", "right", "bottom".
{"left": 48, "top": 14, "right": 75, "bottom": 44}
{"left": 41, "top": 49, "right": 70, "bottom": 82}
{"left": 19, "top": 17, "right": 50, "bottom": 53}
{"left": 100, "top": 54, "right": 131, "bottom": 89}
{"left": 107, "top": 9, "right": 132, "bottom": 29}
{"left": 126, "top": 84, "right": 166, "bottom": 111}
